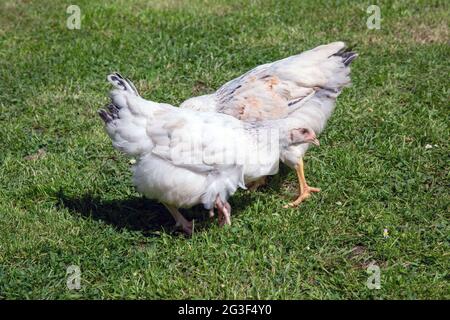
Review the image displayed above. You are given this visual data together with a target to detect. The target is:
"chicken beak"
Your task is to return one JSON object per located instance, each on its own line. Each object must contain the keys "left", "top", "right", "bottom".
{"left": 311, "top": 137, "right": 320, "bottom": 146}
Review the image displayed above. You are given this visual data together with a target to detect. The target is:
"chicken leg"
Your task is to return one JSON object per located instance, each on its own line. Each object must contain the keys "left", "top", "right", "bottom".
{"left": 284, "top": 158, "right": 320, "bottom": 208}
{"left": 163, "top": 204, "right": 193, "bottom": 235}
{"left": 215, "top": 196, "right": 231, "bottom": 227}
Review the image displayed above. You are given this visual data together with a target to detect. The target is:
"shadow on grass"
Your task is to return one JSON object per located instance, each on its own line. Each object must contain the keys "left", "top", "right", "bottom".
{"left": 57, "top": 192, "right": 172, "bottom": 236}
{"left": 56, "top": 190, "right": 247, "bottom": 236}
{"left": 56, "top": 167, "right": 289, "bottom": 237}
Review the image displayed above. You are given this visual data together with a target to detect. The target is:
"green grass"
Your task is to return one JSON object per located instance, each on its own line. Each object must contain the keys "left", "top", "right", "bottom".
{"left": 0, "top": 0, "right": 449, "bottom": 299}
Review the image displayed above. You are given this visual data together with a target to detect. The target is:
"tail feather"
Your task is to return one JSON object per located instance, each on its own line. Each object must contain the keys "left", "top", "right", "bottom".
{"left": 125, "top": 77, "right": 140, "bottom": 97}
{"left": 98, "top": 109, "right": 113, "bottom": 123}
{"left": 98, "top": 103, "right": 120, "bottom": 123}
{"left": 333, "top": 49, "right": 358, "bottom": 66}
{"left": 107, "top": 103, "right": 120, "bottom": 115}
{"left": 99, "top": 73, "right": 155, "bottom": 156}
{"left": 288, "top": 43, "right": 358, "bottom": 131}
{"left": 98, "top": 73, "right": 141, "bottom": 125}
{"left": 107, "top": 72, "right": 140, "bottom": 96}
{"left": 319, "top": 44, "right": 358, "bottom": 91}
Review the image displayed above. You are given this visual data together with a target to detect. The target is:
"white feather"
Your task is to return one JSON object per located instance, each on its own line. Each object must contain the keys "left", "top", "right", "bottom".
{"left": 180, "top": 42, "right": 357, "bottom": 168}
{"left": 100, "top": 74, "right": 303, "bottom": 211}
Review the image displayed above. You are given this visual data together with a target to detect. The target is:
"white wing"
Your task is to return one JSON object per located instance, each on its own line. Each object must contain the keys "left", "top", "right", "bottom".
{"left": 147, "top": 111, "right": 242, "bottom": 173}
{"left": 181, "top": 42, "right": 357, "bottom": 121}
{"left": 100, "top": 73, "right": 248, "bottom": 209}
{"left": 144, "top": 110, "right": 247, "bottom": 207}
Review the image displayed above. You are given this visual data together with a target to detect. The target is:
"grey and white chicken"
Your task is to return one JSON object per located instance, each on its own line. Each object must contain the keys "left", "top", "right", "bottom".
{"left": 99, "top": 73, "right": 319, "bottom": 234}
{"left": 181, "top": 41, "right": 357, "bottom": 207}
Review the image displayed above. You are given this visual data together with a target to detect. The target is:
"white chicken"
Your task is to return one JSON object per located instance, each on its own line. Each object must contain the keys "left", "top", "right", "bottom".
{"left": 99, "top": 73, "right": 319, "bottom": 234}
{"left": 181, "top": 41, "right": 358, "bottom": 207}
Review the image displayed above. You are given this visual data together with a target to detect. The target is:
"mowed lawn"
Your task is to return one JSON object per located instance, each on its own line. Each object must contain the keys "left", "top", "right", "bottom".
{"left": 0, "top": 0, "right": 448, "bottom": 299}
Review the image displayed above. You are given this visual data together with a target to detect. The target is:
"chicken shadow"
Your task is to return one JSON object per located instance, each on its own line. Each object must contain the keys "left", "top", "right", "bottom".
{"left": 56, "top": 190, "right": 251, "bottom": 236}
{"left": 57, "top": 192, "right": 172, "bottom": 236}
{"left": 56, "top": 165, "right": 291, "bottom": 236}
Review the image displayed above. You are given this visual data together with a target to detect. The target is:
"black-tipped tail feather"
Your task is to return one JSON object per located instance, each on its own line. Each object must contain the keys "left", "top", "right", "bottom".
{"left": 107, "top": 72, "right": 140, "bottom": 96}
{"left": 98, "top": 108, "right": 112, "bottom": 123}
{"left": 98, "top": 103, "right": 120, "bottom": 123}
{"left": 107, "top": 103, "right": 120, "bottom": 116}
{"left": 341, "top": 51, "right": 358, "bottom": 66}
{"left": 99, "top": 73, "right": 140, "bottom": 123}
{"left": 333, "top": 49, "right": 358, "bottom": 66}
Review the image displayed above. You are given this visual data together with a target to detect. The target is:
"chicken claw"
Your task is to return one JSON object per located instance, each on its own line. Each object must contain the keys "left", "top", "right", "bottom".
{"left": 283, "top": 158, "right": 320, "bottom": 208}
{"left": 215, "top": 196, "right": 231, "bottom": 226}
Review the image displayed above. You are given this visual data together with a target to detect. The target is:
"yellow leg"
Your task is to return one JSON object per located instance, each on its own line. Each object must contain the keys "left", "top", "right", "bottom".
{"left": 283, "top": 158, "right": 320, "bottom": 208}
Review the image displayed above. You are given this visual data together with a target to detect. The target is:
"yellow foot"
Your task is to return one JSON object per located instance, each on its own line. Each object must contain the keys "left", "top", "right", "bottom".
{"left": 283, "top": 186, "right": 320, "bottom": 208}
